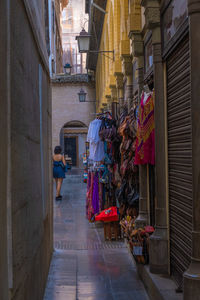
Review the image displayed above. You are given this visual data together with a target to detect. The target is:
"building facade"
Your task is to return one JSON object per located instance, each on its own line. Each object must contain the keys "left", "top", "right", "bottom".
{"left": 86, "top": 0, "right": 200, "bottom": 299}
{"left": 0, "top": 1, "right": 56, "bottom": 299}
{"left": 48, "top": 0, "right": 68, "bottom": 76}
{"left": 62, "top": 0, "right": 88, "bottom": 74}
{"left": 52, "top": 74, "right": 95, "bottom": 168}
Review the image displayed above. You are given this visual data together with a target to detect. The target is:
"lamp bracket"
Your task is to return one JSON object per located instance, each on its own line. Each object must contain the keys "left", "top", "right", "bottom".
{"left": 89, "top": 50, "right": 115, "bottom": 61}
{"left": 91, "top": 1, "right": 107, "bottom": 14}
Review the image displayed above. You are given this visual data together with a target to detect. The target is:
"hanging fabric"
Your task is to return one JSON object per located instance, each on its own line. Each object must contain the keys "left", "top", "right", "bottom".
{"left": 134, "top": 91, "right": 155, "bottom": 165}
{"left": 87, "top": 119, "right": 105, "bottom": 162}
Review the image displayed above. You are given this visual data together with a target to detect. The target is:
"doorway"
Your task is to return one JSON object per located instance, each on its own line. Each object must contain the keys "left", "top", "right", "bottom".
{"left": 64, "top": 136, "right": 78, "bottom": 166}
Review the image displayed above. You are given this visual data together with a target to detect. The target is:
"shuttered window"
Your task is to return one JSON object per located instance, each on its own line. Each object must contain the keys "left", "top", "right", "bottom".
{"left": 167, "top": 34, "right": 192, "bottom": 290}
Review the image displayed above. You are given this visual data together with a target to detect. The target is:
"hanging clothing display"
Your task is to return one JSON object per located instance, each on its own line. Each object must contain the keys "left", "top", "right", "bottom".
{"left": 92, "top": 172, "right": 100, "bottom": 215}
{"left": 86, "top": 171, "right": 104, "bottom": 221}
{"left": 85, "top": 106, "right": 155, "bottom": 254}
{"left": 87, "top": 119, "right": 105, "bottom": 162}
{"left": 134, "top": 91, "right": 155, "bottom": 165}
{"left": 84, "top": 96, "right": 156, "bottom": 258}
{"left": 115, "top": 106, "right": 139, "bottom": 210}
{"left": 86, "top": 114, "right": 118, "bottom": 221}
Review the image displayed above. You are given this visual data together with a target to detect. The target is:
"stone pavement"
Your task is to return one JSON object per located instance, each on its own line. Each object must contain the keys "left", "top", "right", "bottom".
{"left": 43, "top": 170, "right": 149, "bottom": 300}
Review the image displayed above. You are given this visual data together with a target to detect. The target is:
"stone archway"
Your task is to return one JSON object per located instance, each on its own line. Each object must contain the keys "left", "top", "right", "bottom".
{"left": 60, "top": 121, "right": 88, "bottom": 168}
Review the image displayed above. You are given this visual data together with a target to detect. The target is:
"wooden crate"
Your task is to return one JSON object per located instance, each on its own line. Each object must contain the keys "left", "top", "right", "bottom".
{"left": 103, "top": 221, "right": 121, "bottom": 241}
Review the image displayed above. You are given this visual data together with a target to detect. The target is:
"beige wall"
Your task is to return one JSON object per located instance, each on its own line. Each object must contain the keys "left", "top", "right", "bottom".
{"left": 52, "top": 80, "right": 96, "bottom": 149}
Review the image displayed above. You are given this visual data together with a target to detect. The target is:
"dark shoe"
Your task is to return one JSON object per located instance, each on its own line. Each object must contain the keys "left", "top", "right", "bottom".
{"left": 55, "top": 195, "right": 62, "bottom": 201}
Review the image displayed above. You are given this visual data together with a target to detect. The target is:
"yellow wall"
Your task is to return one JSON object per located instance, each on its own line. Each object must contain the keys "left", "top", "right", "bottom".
{"left": 95, "top": 0, "right": 142, "bottom": 112}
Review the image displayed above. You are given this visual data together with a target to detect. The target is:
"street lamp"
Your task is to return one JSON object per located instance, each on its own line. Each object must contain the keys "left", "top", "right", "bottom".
{"left": 76, "top": 29, "right": 114, "bottom": 61}
{"left": 64, "top": 63, "right": 72, "bottom": 75}
{"left": 75, "top": 29, "right": 91, "bottom": 53}
{"left": 78, "top": 88, "right": 96, "bottom": 102}
{"left": 78, "top": 88, "right": 87, "bottom": 102}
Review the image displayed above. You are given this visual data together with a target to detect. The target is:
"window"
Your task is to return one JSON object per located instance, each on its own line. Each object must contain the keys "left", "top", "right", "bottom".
{"left": 77, "top": 66, "right": 81, "bottom": 74}
{"left": 162, "top": 0, "right": 188, "bottom": 48}
{"left": 77, "top": 54, "right": 81, "bottom": 64}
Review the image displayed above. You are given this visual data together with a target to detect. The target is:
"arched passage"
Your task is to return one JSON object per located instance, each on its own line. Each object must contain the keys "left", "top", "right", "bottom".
{"left": 60, "top": 120, "right": 88, "bottom": 168}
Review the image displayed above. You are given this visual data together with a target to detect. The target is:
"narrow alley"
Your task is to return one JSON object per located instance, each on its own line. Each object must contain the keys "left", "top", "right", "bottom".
{"left": 2, "top": 1, "right": 200, "bottom": 300}
{"left": 43, "top": 170, "right": 149, "bottom": 300}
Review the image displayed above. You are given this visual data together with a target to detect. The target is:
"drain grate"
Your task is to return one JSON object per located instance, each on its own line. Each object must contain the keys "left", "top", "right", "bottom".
{"left": 54, "top": 240, "right": 126, "bottom": 251}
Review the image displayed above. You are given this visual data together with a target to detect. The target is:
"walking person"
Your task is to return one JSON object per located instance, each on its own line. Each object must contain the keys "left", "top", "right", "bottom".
{"left": 53, "top": 145, "right": 66, "bottom": 200}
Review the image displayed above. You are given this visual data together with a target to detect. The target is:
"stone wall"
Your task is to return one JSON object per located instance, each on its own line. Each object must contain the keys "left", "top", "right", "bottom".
{"left": 0, "top": 1, "right": 53, "bottom": 300}
{"left": 0, "top": 1, "right": 10, "bottom": 298}
{"left": 52, "top": 77, "right": 96, "bottom": 154}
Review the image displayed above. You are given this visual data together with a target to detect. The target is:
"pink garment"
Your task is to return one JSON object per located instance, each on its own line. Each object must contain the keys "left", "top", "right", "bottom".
{"left": 134, "top": 92, "right": 155, "bottom": 165}
{"left": 86, "top": 172, "right": 94, "bottom": 220}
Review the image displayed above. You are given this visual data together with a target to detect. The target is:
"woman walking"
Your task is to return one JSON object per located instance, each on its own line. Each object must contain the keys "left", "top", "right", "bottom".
{"left": 53, "top": 146, "right": 66, "bottom": 200}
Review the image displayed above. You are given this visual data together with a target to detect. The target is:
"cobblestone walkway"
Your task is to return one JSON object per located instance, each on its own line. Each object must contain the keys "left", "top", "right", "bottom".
{"left": 43, "top": 170, "right": 149, "bottom": 300}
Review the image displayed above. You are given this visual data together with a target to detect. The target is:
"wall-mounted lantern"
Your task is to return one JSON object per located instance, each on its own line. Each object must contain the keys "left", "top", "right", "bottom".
{"left": 78, "top": 88, "right": 96, "bottom": 102}
{"left": 76, "top": 29, "right": 114, "bottom": 61}
{"left": 64, "top": 63, "right": 72, "bottom": 75}
{"left": 78, "top": 88, "right": 87, "bottom": 102}
{"left": 75, "top": 29, "right": 91, "bottom": 53}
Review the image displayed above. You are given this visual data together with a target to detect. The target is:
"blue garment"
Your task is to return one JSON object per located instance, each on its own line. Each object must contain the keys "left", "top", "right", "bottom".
{"left": 53, "top": 161, "right": 66, "bottom": 179}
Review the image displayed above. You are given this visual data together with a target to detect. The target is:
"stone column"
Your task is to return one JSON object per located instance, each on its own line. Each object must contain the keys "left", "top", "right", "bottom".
{"left": 115, "top": 72, "right": 124, "bottom": 109}
{"left": 112, "top": 102, "right": 119, "bottom": 120}
{"left": 141, "top": 0, "right": 169, "bottom": 274}
{"left": 183, "top": 1, "right": 200, "bottom": 298}
{"left": 105, "top": 94, "right": 112, "bottom": 112}
{"left": 121, "top": 55, "right": 133, "bottom": 112}
{"left": 118, "top": 88, "right": 124, "bottom": 108}
{"left": 109, "top": 84, "right": 118, "bottom": 103}
{"left": 129, "top": 30, "right": 148, "bottom": 227}
{"left": 130, "top": 31, "right": 145, "bottom": 97}
{"left": 108, "top": 85, "right": 120, "bottom": 119}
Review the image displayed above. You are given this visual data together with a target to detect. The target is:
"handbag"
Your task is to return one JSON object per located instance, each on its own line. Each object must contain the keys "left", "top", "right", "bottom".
{"left": 59, "top": 161, "right": 68, "bottom": 173}
{"left": 127, "top": 190, "right": 139, "bottom": 207}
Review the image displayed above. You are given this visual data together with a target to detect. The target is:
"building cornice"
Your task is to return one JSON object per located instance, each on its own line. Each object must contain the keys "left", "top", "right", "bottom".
{"left": 52, "top": 74, "right": 95, "bottom": 84}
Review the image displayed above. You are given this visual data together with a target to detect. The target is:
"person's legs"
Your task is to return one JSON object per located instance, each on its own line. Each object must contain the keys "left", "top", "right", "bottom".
{"left": 55, "top": 178, "right": 60, "bottom": 197}
{"left": 57, "top": 178, "right": 63, "bottom": 197}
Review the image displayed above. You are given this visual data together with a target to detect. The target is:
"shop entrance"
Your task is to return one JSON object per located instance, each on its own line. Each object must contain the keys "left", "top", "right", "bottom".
{"left": 64, "top": 136, "right": 77, "bottom": 166}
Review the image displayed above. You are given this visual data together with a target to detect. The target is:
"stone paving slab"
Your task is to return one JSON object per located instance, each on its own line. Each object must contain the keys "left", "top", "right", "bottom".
{"left": 43, "top": 171, "right": 149, "bottom": 300}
